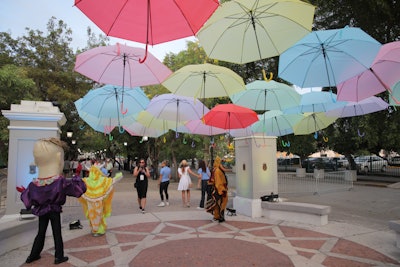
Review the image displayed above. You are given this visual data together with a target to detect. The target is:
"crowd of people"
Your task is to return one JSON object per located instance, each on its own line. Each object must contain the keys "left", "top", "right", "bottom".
{"left": 18, "top": 138, "right": 229, "bottom": 266}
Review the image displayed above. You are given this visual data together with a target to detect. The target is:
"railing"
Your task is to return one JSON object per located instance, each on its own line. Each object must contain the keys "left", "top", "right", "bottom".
{"left": 278, "top": 171, "right": 353, "bottom": 197}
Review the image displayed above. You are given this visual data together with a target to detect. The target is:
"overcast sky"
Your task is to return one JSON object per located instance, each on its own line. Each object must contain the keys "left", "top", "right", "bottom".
{"left": 0, "top": 0, "right": 195, "bottom": 61}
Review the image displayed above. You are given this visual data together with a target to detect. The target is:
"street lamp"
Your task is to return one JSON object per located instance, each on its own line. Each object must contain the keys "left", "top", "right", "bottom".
{"left": 67, "top": 130, "right": 73, "bottom": 138}
{"left": 71, "top": 140, "right": 76, "bottom": 145}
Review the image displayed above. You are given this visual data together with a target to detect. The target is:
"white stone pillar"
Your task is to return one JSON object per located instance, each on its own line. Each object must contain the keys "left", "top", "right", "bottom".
{"left": 233, "top": 135, "right": 277, "bottom": 218}
{"left": 1, "top": 101, "right": 66, "bottom": 215}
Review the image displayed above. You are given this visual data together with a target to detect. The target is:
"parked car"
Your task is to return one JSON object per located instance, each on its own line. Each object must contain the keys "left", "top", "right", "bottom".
{"left": 388, "top": 156, "right": 400, "bottom": 166}
{"left": 354, "top": 155, "right": 388, "bottom": 174}
{"left": 302, "top": 157, "right": 338, "bottom": 172}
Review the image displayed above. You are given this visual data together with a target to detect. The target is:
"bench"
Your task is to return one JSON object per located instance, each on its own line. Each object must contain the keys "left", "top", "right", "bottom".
{"left": 389, "top": 220, "right": 400, "bottom": 248}
{"left": 261, "top": 201, "right": 331, "bottom": 226}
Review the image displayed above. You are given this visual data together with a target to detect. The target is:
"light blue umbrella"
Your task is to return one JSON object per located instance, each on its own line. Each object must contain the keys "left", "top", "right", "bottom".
{"left": 284, "top": 91, "right": 347, "bottom": 114}
{"left": 75, "top": 98, "right": 136, "bottom": 134}
{"left": 278, "top": 27, "right": 381, "bottom": 88}
{"left": 326, "top": 96, "right": 388, "bottom": 118}
{"left": 80, "top": 85, "right": 149, "bottom": 131}
{"left": 230, "top": 80, "right": 301, "bottom": 111}
{"left": 251, "top": 110, "right": 303, "bottom": 136}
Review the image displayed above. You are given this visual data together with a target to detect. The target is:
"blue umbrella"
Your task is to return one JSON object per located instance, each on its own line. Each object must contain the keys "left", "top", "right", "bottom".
{"left": 284, "top": 91, "right": 347, "bottom": 114}
{"left": 278, "top": 27, "right": 381, "bottom": 88}
{"left": 79, "top": 85, "right": 149, "bottom": 131}
{"left": 251, "top": 110, "right": 303, "bottom": 136}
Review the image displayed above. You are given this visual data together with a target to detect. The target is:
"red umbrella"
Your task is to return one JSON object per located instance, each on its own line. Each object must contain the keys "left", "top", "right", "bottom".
{"left": 203, "top": 104, "right": 259, "bottom": 130}
{"left": 74, "top": 0, "right": 219, "bottom": 62}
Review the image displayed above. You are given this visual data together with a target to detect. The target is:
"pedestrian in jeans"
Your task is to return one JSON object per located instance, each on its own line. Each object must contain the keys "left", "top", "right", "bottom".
{"left": 197, "top": 160, "right": 211, "bottom": 209}
{"left": 157, "top": 160, "right": 171, "bottom": 207}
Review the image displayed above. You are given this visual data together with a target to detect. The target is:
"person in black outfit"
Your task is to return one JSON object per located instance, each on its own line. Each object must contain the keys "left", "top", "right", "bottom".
{"left": 133, "top": 158, "right": 150, "bottom": 213}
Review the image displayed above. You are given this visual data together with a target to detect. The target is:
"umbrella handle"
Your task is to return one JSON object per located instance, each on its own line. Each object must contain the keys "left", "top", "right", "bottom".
{"left": 183, "top": 138, "right": 187, "bottom": 144}
{"left": 314, "top": 132, "right": 318, "bottom": 139}
{"left": 108, "top": 134, "right": 114, "bottom": 141}
{"left": 262, "top": 69, "right": 273, "bottom": 81}
{"left": 175, "top": 132, "right": 179, "bottom": 138}
{"left": 120, "top": 103, "right": 128, "bottom": 115}
{"left": 323, "top": 136, "right": 329, "bottom": 142}
{"left": 163, "top": 136, "right": 167, "bottom": 143}
{"left": 357, "top": 129, "right": 365, "bottom": 138}
{"left": 79, "top": 125, "right": 85, "bottom": 130}
{"left": 139, "top": 44, "right": 148, "bottom": 64}
{"left": 191, "top": 141, "right": 196, "bottom": 148}
{"left": 119, "top": 126, "right": 125, "bottom": 133}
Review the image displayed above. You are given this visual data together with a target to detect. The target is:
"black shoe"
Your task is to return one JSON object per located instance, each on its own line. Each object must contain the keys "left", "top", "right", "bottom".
{"left": 25, "top": 255, "right": 41, "bottom": 263}
{"left": 219, "top": 218, "right": 225, "bottom": 223}
{"left": 54, "top": 256, "right": 68, "bottom": 265}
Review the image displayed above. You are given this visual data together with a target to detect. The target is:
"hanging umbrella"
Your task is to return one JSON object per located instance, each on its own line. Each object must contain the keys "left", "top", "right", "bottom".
{"left": 230, "top": 80, "right": 301, "bottom": 111}
{"left": 196, "top": 0, "right": 315, "bottom": 64}
{"left": 203, "top": 103, "right": 259, "bottom": 129}
{"left": 337, "top": 41, "right": 400, "bottom": 102}
{"left": 146, "top": 94, "right": 208, "bottom": 122}
{"left": 251, "top": 110, "right": 303, "bottom": 136}
{"left": 74, "top": 43, "right": 172, "bottom": 88}
{"left": 283, "top": 91, "right": 347, "bottom": 114}
{"left": 325, "top": 96, "right": 388, "bottom": 118}
{"left": 278, "top": 27, "right": 382, "bottom": 88}
{"left": 162, "top": 63, "right": 245, "bottom": 99}
{"left": 80, "top": 85, "right": 149, "bottom": 130}
{"left": 389, "top": 81, "right": 400, "bottom": 106}
{"left": 185, "top": 119, "right": 226, "bottom": 136}
{"left": 74, "top": 0, "right": 219, "bottom": 61}
{"left": 75, "top": 98, "right": 118, "bottom": 134}
{"left": 293, "top": 112, "right": 337, "bottom": 135}
{"left": 133, "top": 111, "right": 188, "bottom": 134}
{"left": 123, "top": 122, "right": 167, "bottom": 138}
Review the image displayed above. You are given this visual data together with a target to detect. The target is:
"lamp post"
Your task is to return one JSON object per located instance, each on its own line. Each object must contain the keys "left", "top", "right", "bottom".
{"left": 66, "top": 130, "right": 73, "bottom": 138}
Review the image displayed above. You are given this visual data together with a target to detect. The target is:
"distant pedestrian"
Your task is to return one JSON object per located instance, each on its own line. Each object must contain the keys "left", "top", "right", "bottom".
{"left": 197, "top": 160, "right": 211, "bottom": 209}
{"left": 133, "top": 158, "right": 150, "bottom": 213}
{"left": 177, "top": 160, "right": 197, "bottom": 208}
{"left": 157, "top": 160, "right": 171, "bottom": 207}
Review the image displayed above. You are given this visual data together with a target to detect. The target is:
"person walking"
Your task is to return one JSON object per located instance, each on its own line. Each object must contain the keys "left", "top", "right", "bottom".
{"left": 177, "top": 160, "right": 197, "bottom": 208}
{"left": 133, "top": 158, "right": 150, "bottom": 213}
{"left": 157, "top": 160, "right": 171, "bottom": 207}
{"left": 18, "top": 138, "right": 87, "bottom": 265}
{"left": 197, "top": 159, "right": 211, "bottom": 209}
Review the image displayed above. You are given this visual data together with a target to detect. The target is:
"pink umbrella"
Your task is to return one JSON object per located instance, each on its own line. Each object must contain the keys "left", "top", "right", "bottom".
{"left": 337, "top": 41, "right": 400, "bottom": 102}
{"left": 74, "top": 43, "right": 172, "bottom": 87}
{"left": 185, "top": 119, "right": 226, "bottom": 136}
{"left": 74, "top": 0, "right": 219, "bottom": 61}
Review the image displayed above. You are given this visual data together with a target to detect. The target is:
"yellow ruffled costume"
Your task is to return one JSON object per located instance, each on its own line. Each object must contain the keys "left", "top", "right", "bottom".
{"left": 79, "top": 166, "right": 123, "bottom": 235}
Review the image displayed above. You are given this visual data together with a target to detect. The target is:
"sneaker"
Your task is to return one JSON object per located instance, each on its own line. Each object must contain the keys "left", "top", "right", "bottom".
{"left": 166, "top": 201, "right": 169, "bottom": 206}
{"left": 54, "top": 256, "right": 69, "bottom": 265}
{"left": 157, "top": 202, "right": 165, "bottom": 207}
{"left": 26, "top": 255, "right": 41, "bottom": 263}
{"left": 197, "top": 207, "right": 204, "bottom": 210}
{"left": 186, "top": 203, "right": 190, "bottom": 208}
{"left": 141, "top": 209, "right": 146, "bottom": 214}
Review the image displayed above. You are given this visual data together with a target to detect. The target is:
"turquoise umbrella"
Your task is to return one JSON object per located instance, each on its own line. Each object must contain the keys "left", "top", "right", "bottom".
{"left": 251, "top": 110, "right": 303, "bottom": 136}
{"left": 230, "top": 80, "right": 301, "bottom": 111}
{"left": 284, "top": 91, "right": 347, "bottom": 114}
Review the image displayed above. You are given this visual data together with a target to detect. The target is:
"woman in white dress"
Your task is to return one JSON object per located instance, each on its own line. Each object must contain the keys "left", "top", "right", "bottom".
{"left": 177, "top": 160, "right": 197, "bottom": 207}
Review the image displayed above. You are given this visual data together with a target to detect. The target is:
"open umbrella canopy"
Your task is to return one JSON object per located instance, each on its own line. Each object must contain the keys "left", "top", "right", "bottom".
{"left": 196, "top": 0, "right": 315, "bottom": 64}
{"left": 390, "top": 81, "right": 400, "bottom": 106}
{"left": 293, "top": 112, "right": 337, "bottom": 135}
{"left": 133, "top": 111, "right": 187, "bottom": 133}
{"left": 251, "top": 110, "right": 303, "bottom": 136}
{"left": 146, "top": 94, "right": 208, "bottom": 123}
{"left": 203, "top": 103, "right": 259, "bottom": 129}
{"left": 162, "top": 63, "right": 245, "bottom": 99}
{"left": 75, "top": 0, "right": 219, "bottom": 61}
{"left": 184, "top": 119, "right": 226, "bottom": 136}
{"left": 80, "top": 85, "right": 149, "bottom": 127}
{"left": 279, "top": 27, "right": 382, "bottom": 88}
{"left": 230, "top": 80, "right": 301, "bottom": 111}
{"left": 284, "top": 91, "right": 347, "bottom": 114}
{"left": 75, "top": 0, "right": 218, "bottom": 45}
{"left": 74, "top": 43, "right": 172, "bottom": 87}
{"left": 325, "top": 96, "right": 388, "bottom": 118}
{"left": 337, "top": 41, "right": 400, "bottom": 102}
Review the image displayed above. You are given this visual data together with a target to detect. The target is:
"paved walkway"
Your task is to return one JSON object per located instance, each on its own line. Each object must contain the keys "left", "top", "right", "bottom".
{"left": 0, "top": 169, "right": 399, "bottom": 266}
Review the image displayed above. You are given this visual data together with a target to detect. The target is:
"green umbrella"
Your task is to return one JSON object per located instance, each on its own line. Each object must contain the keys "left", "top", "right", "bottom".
{"left": 196, "top": 0, "right": 315, "bottom": 64}
{"left": 162, "top": 63, "right": 245, "bottom": 99}
{"left": 293, "top": 112, "right": 337, "bottom": 135}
